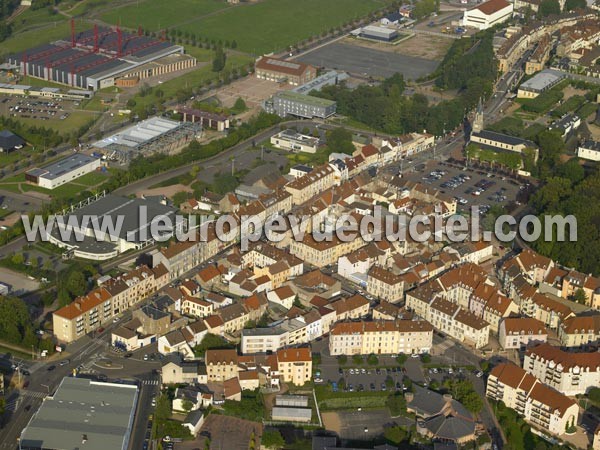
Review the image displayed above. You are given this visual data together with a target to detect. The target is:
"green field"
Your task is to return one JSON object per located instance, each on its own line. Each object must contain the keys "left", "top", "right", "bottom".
{"left": 102, "top": 0, "right": 391, "bottom": 54}
{"left": 0, "top": 21, "right": 71, "bottom": 56}
{"left": 101, "top": 0, "right": 230, "bottom": 31}
{"left": 11, "top": 7, "right": 67, "bottom": 33}
{"left": 72, "top": 170, "right": 111, "bottom": 187}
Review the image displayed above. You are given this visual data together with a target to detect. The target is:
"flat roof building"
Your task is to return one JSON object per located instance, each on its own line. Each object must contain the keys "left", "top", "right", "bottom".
{"left": 25, "top": 153, "right": 101, "bottom": 190}
{"left": 517, "top": 69, "right": 565, "bottom": 98}
{"left": 19, "top": 377, "right": 138, "bottom": 450}
{"left": 91, "top": 116, "right": 200, "bottom": 163}
{"left": 265, "top": 91, "right": 336, "bottom": 119}
{"left": 48, "top": 193, "right": 182, "bottom": 260}
{"left": 292, "top": 70, "right": 349, "bottom": 95}
{"left": 358, "top": 25, "right": 399, "bottom": 42}
{"left": 270, "top": 129, "right": 319, "bottom": 153}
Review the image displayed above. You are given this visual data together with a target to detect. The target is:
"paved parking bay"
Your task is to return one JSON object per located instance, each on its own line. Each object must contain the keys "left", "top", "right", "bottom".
{"left": 296, "top": 42, "right": 439, "bottom": 80}
{"left": 400, "top": 160, "right": 527, "bottom": 214}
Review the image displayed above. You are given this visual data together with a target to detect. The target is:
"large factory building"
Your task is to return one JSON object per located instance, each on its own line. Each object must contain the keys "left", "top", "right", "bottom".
{"left": 7, "top": 20, "right": 196, "bottom": 90}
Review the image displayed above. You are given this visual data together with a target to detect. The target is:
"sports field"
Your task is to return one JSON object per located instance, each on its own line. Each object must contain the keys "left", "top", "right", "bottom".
{"left": 103, "top": 0, "right": 392, "bottom": 54}
{"left": 100, "top": 0, "right": 231, "bottom": 31}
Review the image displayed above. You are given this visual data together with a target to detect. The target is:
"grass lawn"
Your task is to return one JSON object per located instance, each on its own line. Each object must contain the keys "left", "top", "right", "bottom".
{"left": 128, "top": 52, "right": 252, "bottom": 111}
{"left": 72, "top": 170, "right": 111, "bottom": 187}
{"left": 11, "top": 7, "right": 66, "bottom": 33}
{"left": 21, "top": 181, "right": 90, "bottom": 199}
{"left": 0, "top": 150, "right": 28, "bottom": 167}
{"left": 16, "top": 110, "right": 99, "bottom": 134}
{"left": 0, "top": 21, "right": 71, "bottom": 56}
{"left": 178, "top": 0, "right": 392, "bottom": 54}
{"left": 315, "top": 385, "right": 390, "bottom": 411}
{"left": 100, "top": 0, "right": 230, "bottom": 31}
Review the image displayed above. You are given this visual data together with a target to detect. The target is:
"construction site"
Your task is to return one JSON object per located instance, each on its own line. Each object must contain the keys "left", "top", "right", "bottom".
{"left": 6, "top": 20, "right": 196, "bottom": 90}
{"left": 90, "top": 116, "right": 201, "bottom": 164}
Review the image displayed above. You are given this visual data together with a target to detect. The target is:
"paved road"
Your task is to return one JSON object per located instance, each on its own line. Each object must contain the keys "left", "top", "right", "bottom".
{"left": 0, "top": 313, "right": 160, "bottom": 450}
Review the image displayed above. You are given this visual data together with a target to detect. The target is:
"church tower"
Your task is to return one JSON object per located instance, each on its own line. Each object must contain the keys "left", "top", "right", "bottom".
{"left": 472, "top": 98, "right": 484, "bottom": 133}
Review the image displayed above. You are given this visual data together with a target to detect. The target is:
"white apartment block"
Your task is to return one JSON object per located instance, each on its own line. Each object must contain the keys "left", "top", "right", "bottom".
{"left": 523, "top": 343, "right": 600, "bottom": 396}
{"left": 487, "top": 363, "right": 578, "bottom": 437}
{"left": 499, "top": 317, "right": 548, "bottom": 349}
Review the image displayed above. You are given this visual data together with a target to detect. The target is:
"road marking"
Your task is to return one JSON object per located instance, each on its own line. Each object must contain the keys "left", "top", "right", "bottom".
{"left": 21, "top": 390, "right": 47, "bottom": 399}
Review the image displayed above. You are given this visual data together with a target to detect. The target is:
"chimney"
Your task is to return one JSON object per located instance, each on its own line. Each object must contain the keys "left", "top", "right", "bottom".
{"left": 443, "top": 393, "right": 453, "bottom": 403}
{"left": 404, "top": 392, "right": 414, "bottom": 403}
{"left": 75, "top": 302, "right": 81, "bottom": 311}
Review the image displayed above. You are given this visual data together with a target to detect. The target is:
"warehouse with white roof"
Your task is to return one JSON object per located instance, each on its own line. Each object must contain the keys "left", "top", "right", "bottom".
{"left": 91, "top": 116, "right": 200, "bottom": 163}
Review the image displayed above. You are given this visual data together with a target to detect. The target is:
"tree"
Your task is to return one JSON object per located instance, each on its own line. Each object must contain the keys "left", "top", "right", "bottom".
{"left": 338, "top": 355, "right": 348, "bottom": 365}
{"left": 564, "top": 0, "right": 585, "bottom": 9}
{"left": 367, "top": 354, "right": 379, "bottom": 365}
{"left": 325, "top": 127, "right": 354, "bottom": 154}
{"left": 538, "top": 0, "right": 561, "bottom": 16}
{"left": 212, "top": 173, "right": 238, "bottom": 194}
{"left": 66, "top": 271, "right": 86, "bottom": 297}
{"left": 396, "top": 354, "right": 407, "bottom": 365}
{"left": 232, "top": 97, "right": 247, "bottom": 114}
{"left": 212, "top": 46, "right": 227, "bottom": 72}
{"left": 11, "top": 252, "right": 24, "bottom": 266}
{"left": 420, "top": 353, "right": 431, "bottom": 363}
{"left": 181, "top": 399, "right": 194, "bottom": 413}
{"left": 571, "top": 288, "right": 587, "bottom": 304}
{"left": 261, "top": 429, "right": 285, "bottom": 449}
{"left": 352, "top": 355, "right": 363, "bottom": 365}
{"left": 384, "top": 425, "right": 408, "bottom": 445}
{"left": 386, "top": 392, "right": 407, "bottom": 416}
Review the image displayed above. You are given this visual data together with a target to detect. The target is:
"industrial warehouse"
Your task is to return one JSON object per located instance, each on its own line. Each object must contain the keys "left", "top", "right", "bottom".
{"left": 25, "top": 153, "right": 101, "bottom": 190}
{"left": 90, "top": 116, "right": 201, "bottom": 163}
{"left": 7, "top": 20, "right": 196, "bottom": 90}
{"left": 48, "top": 193, "right": 182, "bottom": 260}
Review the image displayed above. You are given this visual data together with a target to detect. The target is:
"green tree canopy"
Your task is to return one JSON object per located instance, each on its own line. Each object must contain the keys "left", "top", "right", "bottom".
{"left": 326, "top": 127, "right": 354, "bottom": 154}
{"left": 261, "top": 429, "right": 285, "bottom": 449}
{"left": 539, "top": 0, "right": 561, "bottom": 16}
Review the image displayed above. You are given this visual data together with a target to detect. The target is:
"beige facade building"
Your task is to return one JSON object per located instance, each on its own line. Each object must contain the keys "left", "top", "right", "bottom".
{"left": 206, "top": 349, "right": 239, "bottom": 382}
{"left": 558, "top": 315, "right": 600, "bottom": 348}
{"left": 329, "top": 320, "right": 433, "bottom": 356}
{"left": 367, "top": 266, "right": 404, "bottom": 303}
{"left": 486, "top": 363, "right": 579, "bottom": 437}
{"left": 284, "top": 164, "right": 336, "bottom": 205}
{"left": 276, "top": 347, "right": 312, "bottom": 386}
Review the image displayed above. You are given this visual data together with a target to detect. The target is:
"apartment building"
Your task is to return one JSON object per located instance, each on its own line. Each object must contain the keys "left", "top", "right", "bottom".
{"left": 367, "top": 266, "right": 405, "bottom": 303}
{"left": 558, "top": 314, "right": 600, "bottom": 347}
{"left": 501, "top": 249, "right": 554, "bottom": 285}
{"left": 499, "top": 317, "right": 548, "bottom": 349}
{"left": 53, "top": 288, "right": 112, "bottom": 343}
{"left": 289, "top": 233, "right": 367, "bottom": 268}
{"left": 524, "top": 343, "right": 600, "bottom": 396}
{"left": 182, "top": 296, "right": 214, "bottom": 318}
{"left": 206, "top": 349, "right": 239, "bottom": 382}
{"left": 53, "top": 264, "right": 169, "bottom": 343}
{"left": 276, "top": 347, "right": 312, "bottom": 386}
{"left": 412, "top": 295, "right": 490, "bottom": 349}
{"left": 525, "top": 35, "right": 551, "bottom": 75}
{"left": 329, "top": 320, "right": 433, "bottom": 356}
{"left": 486, "top": 363, "right": 579, "bottom": 437}
{"left": 284, "top": 164, "right": 336, "bottom": 205}
{"left": 329, "top": 294, "right": 370, "bottom": 321}
{"left": 560, "top": 269, "right": 600, "bottom": 310}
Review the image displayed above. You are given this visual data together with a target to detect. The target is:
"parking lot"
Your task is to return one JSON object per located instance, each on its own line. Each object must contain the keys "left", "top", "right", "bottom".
{"left": 0, "top": 95, "right": 75, "bottom": 122}
{"left": 295, "top": 42, "right": 439, "bottom": 80}
{"left": 401, "top": 160, "right": 527, "bottom": 214}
